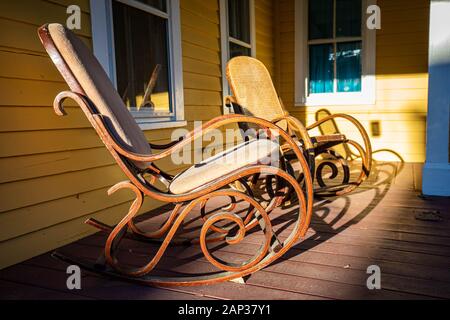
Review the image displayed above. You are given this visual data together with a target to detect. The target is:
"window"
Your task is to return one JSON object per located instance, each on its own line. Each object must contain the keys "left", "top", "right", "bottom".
{"left": 220, "top": 0, "right": 256, "bottom": 105}
{"left": 90, "top": 0, "right": 185, "bottom": 130}
{"left": 295, "top": 0, "right": 376, "bottom": 106}
{"left": 226, "top": 0, "right": 254, "bottom": 58}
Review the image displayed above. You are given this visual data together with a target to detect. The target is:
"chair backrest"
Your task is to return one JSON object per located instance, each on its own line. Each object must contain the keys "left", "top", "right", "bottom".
{"left": 38, "top": 23, "right": 151, "bottom": 169}
{"left": 226, "top": 57, "right": 286, "bottom": 123}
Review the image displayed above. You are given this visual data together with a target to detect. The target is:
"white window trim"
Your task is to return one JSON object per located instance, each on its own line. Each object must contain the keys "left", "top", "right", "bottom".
{"left": 220, "top": 0, "right": 256, "bottom": 113}
{"left": 90, "top": 0, "right": 186, "bottom": 130}
{"left": 294, "top": 0, "right": 376, "bottom": 107}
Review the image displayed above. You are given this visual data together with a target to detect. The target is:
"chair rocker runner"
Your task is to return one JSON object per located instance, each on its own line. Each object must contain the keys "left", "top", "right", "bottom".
{"left": 38, "top": 23, "right": 314, "bottom": 286}
{"left": 225, "top": 56, "right": 372, "bottom": 197}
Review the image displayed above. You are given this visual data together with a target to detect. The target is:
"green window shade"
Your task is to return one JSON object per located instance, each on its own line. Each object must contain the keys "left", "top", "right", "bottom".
{"left": 229, "top": 42, "right": 251, "bottom": 58}
{"left": 309, "top": 44, "right": 334, "bottom": 94}
{"left": 228, "top": 0, "right": 250, "bottom": 43}
{"left": 135, "top": 0, "right": 167, "bottom": 12}
{"left": 337, "top": 41, "right": 362, "bottom": 92}
{"left": 308, "top": 0, "right": 333, "bottom": 40}
{"left": 336, "top": 0, "right": 362, "bottom": 37}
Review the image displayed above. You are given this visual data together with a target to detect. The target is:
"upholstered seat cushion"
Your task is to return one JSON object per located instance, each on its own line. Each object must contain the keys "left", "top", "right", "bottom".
{"left": 169, "top": 139, "right": 280, "bottom": 195}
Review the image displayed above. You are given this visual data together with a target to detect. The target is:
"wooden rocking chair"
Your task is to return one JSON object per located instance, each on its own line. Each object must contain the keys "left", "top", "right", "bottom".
{"left": 38, "top": 24, "right": 314, "bottom": 286}
{"left": 225, "top": 56, "right": 372, "bottom": 196}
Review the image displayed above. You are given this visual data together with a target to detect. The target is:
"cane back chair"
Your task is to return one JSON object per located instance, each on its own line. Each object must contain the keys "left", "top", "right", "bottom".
{"left": 225, "top": 56, "right": 372, "bottom": 197}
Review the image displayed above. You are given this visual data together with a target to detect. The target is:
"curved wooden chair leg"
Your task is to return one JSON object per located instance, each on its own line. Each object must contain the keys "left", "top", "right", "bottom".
{"left": 54, "top": 165, "right": 313, "bottom": 287}
{"left": 334, "top": 139, "right": 370, "bottom": 196}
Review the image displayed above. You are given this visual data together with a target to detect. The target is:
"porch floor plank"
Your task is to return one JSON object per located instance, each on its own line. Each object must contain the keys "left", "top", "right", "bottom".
{"left": 1, "top": 162, "right": 449, "bottom": 300}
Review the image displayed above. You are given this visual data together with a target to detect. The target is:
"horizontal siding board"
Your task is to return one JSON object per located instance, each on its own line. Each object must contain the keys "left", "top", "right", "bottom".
{"left": 0, "top": 187, "right": 134, "bottom": 242}
{"left": 377, "top": 32, "right": 429, "bottom": 46}
{"left": 303, "top": 103, "right": 428, "bottom": 114}
{"left": 0, "top": 164, "right": 125, "bottom": 213}
{"left": 377, "top": 44, "right": 428, "bottom": 58}
{"left": 46, "top": 0, "right": 91, "bottom": 13}
{"left": 0, "top": 147, "right": 112, "bottom": 184}
{"left": 181, "top": 9, "right": 220, "bottom": 35}
{"left": 0, "top": 51, "right": 63, "bottom": 82}
{"left": 0, "top": 17, "right": 92, "bottom": 55}
{"left": 182, "top": 42, "right": 220, "bottom": 65}
{"left": 180, "top": 0, "right": 219, "bottom": 20}
{"left": 0, "top": 78, "right": 71, "bottom": 107}
{"left": 0, "top": 0, "right": 91, "bottom": 38}
{"left": 184, "top": 89, "right": 222, "bottom": 106}
{"left": 0, "top": 128, "right": 101, "bottom": 157}
{"left": 183, "top": 72, "right": 222, "bottom": 92}
{"left": 184, "top": 105, "right": 223, "bottom": 121}
{"left": 0, "top": 198, "right": 162, "bottom": 269}
{"left": 181, "top": 25, "right": 220, "bottom": 51}
{"left": 182, "top": 57, "right": 221, "bottom": 77}
{"left": 0, "top": 106, "right": 89, "bottom": 132}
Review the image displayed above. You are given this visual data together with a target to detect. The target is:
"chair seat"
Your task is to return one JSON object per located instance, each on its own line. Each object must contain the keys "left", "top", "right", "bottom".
{"left": 311, "top": 134, "right": 346, "bottom": 144}
{"left": 169, "top": 139, "right": 280, "bottom": 194}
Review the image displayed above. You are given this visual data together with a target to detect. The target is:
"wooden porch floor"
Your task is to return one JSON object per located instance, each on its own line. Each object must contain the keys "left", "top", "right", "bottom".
{"left": 1, "top": 162, "right": 449, "bottom": 300}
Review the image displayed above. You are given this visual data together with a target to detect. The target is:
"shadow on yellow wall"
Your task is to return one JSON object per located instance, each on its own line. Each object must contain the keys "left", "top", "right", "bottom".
{"left": 314, "top": 108, "right": 406, "bottom": 164}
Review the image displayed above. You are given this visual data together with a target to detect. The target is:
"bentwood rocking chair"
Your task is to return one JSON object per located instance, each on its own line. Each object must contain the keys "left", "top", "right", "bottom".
{"left": 38, "top": 24, "right": 314, "bottom": 286}
{"left": 226, "top": 56, "right": 372, "bottom": 197}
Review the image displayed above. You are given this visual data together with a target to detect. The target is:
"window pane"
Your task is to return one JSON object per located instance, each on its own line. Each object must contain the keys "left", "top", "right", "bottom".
{"left": 135, "top": 0, "right": 167, "bottom": 12}
{"left": 113, "top": 1, "right": 171, "bottom": 113}
{"left": 228, "top": 0, "right": 250, "bottom": 43}
{"left": 309, "top": 44, "right": 334, "bottom": 94}
{"left": 308, "top": 0, "right": 333, "bottom": 40}
{"left": 336, "top": 0, "right": 361, "bottom": 37}
{"left": 229, "top": 42, "right": 251, "bottom": 58}
{"left": 337, "top": 41, "right": 362, "bottom": 92}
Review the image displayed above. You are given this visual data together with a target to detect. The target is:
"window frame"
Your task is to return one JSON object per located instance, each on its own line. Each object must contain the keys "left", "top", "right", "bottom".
{"left": 220, "top": 0, "right": 256, "bottom": 112}
{"left": 90, "top": 0, "right": 186, "bottom": 130}
{"left": 295, "top": 0, "right": 376, "bottom": 106}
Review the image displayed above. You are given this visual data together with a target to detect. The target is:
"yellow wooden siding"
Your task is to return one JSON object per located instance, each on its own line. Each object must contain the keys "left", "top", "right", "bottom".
{"left": 0, "top": 0, "right": 223, "bottom": 269}
{"left": 275, "top": 0, "right": 296, "bottom": 112}
{"left": 276, "top": 0, "right": 429, "bottom": 163}
{"left": 255, "top": 0, "right": 275, "bottom": 77}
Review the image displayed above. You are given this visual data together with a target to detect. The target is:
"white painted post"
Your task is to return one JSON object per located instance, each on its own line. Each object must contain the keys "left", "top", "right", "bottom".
{"left": 89, "top": 0, "right": 117, "bottom": 88}
{"left": 422, "top": 0, "right": 450, "bottom": 196}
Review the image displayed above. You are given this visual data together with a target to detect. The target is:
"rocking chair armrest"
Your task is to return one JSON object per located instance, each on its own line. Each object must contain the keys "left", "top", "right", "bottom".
{"left": 306, "top": 113, "right": 372, "bottom": 155}
{"left": 273, "top": 115, "right": 314, "bottom": 151}
{"left": 149, "top": 136, "right": 184, "bottom": 150}
{"left": 53, "top": 90, "right": 95, "bottom": 117}
{"left": 224, "top": 95, "right": 238, "bottom": 106}
{"left": 107, "top": 114, "right": 310, "bottom": 168}
{"left": 223, "top": 97, "right": 252, "bottom": 133}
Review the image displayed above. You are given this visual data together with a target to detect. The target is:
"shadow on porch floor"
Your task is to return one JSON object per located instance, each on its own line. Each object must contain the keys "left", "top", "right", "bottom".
{"left": 0, "top": 162, "right": 449, "bottom": 300}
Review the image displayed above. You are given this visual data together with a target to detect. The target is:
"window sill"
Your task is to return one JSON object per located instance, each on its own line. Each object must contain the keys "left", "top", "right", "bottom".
{"left": 295, "top": 92, "right": 376, "bottom": 107}
{"left": 138, "top": 120, "right": 187, "bottom": 131}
